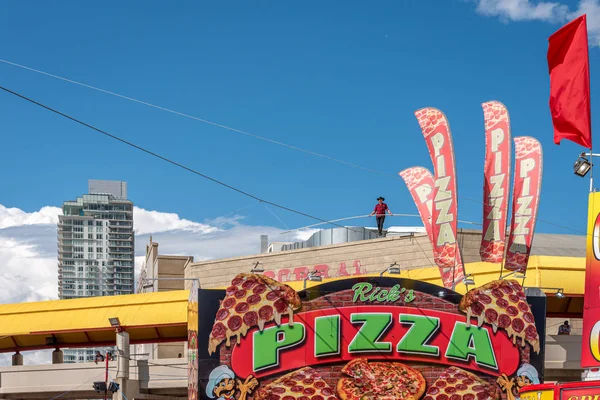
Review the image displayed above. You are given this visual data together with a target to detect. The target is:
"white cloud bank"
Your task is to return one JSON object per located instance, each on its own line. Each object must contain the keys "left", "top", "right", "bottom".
{"left": 472, "top": 0, "right": 600, "bottom": 45}
{"left": 0, "top": 203, "right": 315, "bottom": 365}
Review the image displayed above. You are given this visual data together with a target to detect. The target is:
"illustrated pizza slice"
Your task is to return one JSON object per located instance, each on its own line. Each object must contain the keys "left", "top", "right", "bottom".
{"left": 423, "top": 366, "right": 499, "bottom": 400}
{"left": 337, "top": 358, "right": 426, "bottom": 400}
{"left": 254, "top": 366, "right": 337, "bottom": 400}
{"left": 459, "top": 279, "right": 540, "bottom": 353}
{"left": 208, "top": 273, "right": 302, "bottom": 354}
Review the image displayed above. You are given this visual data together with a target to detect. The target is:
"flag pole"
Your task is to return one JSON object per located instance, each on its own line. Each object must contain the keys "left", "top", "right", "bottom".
{"left": 590, "top": 149, "right": 594, "bottom": 193}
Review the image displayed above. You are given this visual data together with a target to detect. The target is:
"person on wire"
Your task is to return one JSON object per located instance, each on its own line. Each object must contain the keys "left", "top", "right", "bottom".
{"left": 370, "top": 196, "right": 393, "bottom": 236}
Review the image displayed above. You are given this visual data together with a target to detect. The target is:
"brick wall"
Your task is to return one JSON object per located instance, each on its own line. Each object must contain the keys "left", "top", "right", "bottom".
{"left": 187, "top": 230, "right": 484, "bottom": 289}
{"left": 216, "top": 287, "right": 521, "bottom": 399}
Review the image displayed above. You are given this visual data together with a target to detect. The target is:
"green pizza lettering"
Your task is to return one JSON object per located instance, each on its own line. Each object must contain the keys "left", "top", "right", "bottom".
{"left": 445, "top": 321, "right": 497, "bottom": 369}
{"left": 352, "top": 282, "right": 373, "bottom": 302}
{"left": 314, "top": 315, "right": 340, "bottom": 357}
{"left": 253, "top": 323, "right": 305, "bottom": 371}
{"left": 348, "top": 313, "right": 392, "bottom": 353}
{"left": 397, "top": 314, "right": 440, "bottom": 355}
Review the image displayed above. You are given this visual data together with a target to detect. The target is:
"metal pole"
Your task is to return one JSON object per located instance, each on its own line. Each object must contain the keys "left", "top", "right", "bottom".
{"left": 104, "top": 351, "right": 109, "bottom": 400}
{"left": 590, "top": 150, "right": 594, "bottom": 193}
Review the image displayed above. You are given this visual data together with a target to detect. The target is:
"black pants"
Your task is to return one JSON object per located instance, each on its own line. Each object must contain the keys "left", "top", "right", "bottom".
{"left": 376, "top": 216, "right": 385, "bottom": 234}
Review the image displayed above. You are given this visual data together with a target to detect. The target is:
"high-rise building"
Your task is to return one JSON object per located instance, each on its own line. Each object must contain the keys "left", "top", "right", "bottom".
{"left": 57, "top": 180, "right": 134, "bottom": 362}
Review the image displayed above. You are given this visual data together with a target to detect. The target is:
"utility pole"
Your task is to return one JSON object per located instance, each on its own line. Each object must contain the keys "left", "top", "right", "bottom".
{"left": 104, "top": 351, "right": 109, "bottom": 400}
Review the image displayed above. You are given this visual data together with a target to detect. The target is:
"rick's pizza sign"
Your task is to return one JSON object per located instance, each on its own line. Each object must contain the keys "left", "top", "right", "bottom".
{"left": 195, "top": 275, "right": 546, "bottom": 400}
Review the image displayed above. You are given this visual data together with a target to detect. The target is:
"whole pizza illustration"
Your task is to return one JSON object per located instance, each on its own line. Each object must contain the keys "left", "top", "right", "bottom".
{"left": 337, "top": 358, "right": 426, "bottom": 400}
{"left": 423, "top": 366, "right": 499, "bottom": 400}
{"left": 254, "top": 366, "right": 337, "bottom": 400}
{"left": 208, "top": 273, "right": 302, "bottom": 354}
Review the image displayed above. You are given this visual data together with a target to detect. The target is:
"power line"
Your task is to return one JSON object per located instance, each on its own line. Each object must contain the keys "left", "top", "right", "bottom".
{"left": 0, "top": 59, "right": 589, "bottom": 238}
{"left": 0, "top": 85, "right": 357, "bottom": 233}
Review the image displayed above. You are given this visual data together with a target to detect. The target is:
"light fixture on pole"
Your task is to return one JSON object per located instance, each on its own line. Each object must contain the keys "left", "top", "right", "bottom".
{"left": 251, "top": 261, "right": 264, "bottom": 274}
{"left": 574, "top": 155, "right": 592, "bottom": 177}
{"left": 380, "top": 262, "right": 401, "bottom": 277}
{"left": 556, "top": 288, "right": 565, "bottom": 298}
{"left": 108, "top": 317, "right": 120, "bottom": 328}
{"left": 462, "top": 274, "right": 475, "bottom": 286}
{"left": 303, "top": 271, "right": 322, "bottom": 289}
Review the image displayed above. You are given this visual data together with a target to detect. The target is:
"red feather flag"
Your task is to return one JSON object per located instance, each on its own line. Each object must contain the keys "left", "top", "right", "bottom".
{"left": 548, "top": 14, "right": 592, "bottom": 149}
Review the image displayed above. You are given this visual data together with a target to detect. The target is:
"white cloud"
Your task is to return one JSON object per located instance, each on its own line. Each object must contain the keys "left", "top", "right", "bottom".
{"left": 132, "top": 207, "right": 218, "bottom": 235}
{"left": 471, "top": 0, "right": 600, "bottom": 46}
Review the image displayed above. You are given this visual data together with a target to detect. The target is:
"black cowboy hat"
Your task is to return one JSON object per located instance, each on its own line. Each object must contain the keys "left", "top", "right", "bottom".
{"left": 377, "top": 197, "right": 385, "bottom": 201}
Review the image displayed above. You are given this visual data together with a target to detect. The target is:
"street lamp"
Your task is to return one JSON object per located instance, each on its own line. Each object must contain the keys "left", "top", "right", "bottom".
{"left": 108, "top": 317, "right": 120, "bottom": 328}
{"left": 574, "top": 155, "right": 592, "bottom": 177}
{"left": 380, "top": 262, "right": 401, "bottom": 277}
{"left": 303, "top": 271, "right": 322, "bottom": 289}
{"left": 251, "top": 261, "right": 264, "bottom": 273}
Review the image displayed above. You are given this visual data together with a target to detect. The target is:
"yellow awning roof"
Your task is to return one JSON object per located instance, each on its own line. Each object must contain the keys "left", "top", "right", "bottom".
{"left": 0, "top": 290, "right": 189, "bottom": 353}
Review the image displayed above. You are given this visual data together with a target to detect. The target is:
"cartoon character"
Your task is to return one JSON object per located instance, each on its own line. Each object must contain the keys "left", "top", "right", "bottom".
{"left": 206, "top": 365, "right": 258, "bottom": 400}
{"left": 497, "top": 363, "right": 541, "bottom": 400}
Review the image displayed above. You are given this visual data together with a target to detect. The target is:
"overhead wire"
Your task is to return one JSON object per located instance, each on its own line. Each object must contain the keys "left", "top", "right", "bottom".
{"left": 0, "top": 85, "right": 359, "bottom": 234}
{"left": 0, "top": 58, "right": 589, "bottom": 238}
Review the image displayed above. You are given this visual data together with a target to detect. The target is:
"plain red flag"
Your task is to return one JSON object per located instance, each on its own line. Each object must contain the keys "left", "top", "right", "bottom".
{"left": 548, "top": 14, "right": 592, "bottom": 149}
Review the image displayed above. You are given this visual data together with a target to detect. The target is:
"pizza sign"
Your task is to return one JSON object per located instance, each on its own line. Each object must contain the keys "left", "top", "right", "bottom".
{"left": 197, "top": 275, "right": 545, "bottom": 400}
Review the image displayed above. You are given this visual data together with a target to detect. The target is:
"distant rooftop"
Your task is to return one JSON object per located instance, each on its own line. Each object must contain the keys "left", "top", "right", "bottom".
{"left": 88, "top": 179, "right": 128, "bottom": 200}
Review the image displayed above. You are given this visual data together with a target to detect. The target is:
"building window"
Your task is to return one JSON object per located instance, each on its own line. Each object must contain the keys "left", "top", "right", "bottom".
{"left": 88, "top": 234, "right": 94, "bottom": 239}
{"left": 88, "top": 247, "right": 94, "bottom": 253}
{"left": 97, "top": 248, "right": 103, "bottom": 253}
{"left": 96, "top": 234, "right": 103, "bottom": 239}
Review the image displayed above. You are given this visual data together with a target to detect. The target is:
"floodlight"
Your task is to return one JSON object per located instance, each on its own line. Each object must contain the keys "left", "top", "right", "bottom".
{"left": 556, "top": 288, "right": 565, "bottom": 298}
{"left": 303, "top": 271, "right": 323, "bottom": 289}
{"left": 108, "top": 317, "right": 120, "bottom": 327}
{"left": 574, "top": 156, "right": 592, "bottom": 177}
{"left": 380, "top": 262, "right": 401, "bottom": 276}
{"left": 93, "top": 382, "right": 107, "bottom": 392}
{"left": 251, "top": 261, "right": 264, "bottom": 273}
{"left": 463, "top": 275, "right": 475, "bottom": 286}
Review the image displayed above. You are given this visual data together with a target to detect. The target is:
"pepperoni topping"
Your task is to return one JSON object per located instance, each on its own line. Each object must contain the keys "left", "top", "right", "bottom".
{"left": 298, "top": 397, "right": 310, "bottom": 400}
{"left": 314, "top": 381, "right": 326, "bottom": 389}
{"left": 477, "top": 392, "right": 489, "bottom": 400}
{"left": 243, "top": 311, "right": 258, "bottom": 326}
{"left": 424, "top": 396, "right": 435, "bottom": 400}
{"left": 506, "top": 305, "right": 519, "bottom": 317}
{"left": 266, "top": 291, "right": 281, "bottom": 301}
{"left": 226, "top": 285, "right": 238, "bottom": 295}
{"left": 274, "top": 298, "right": 288, "bottom": 313}
{"left": 478, "top": 294, "right": 492, "bottom": 304}
{"left": 429, "top": 387, "right": 440, "bottom": 395}
{"left": 445, "top": 386, "right": 457, "bottom": 394}
{"left": 235, "top": 302, "right": 250, "bottom": 313}
{"left": 282, "top": 396, "right": 295, "bottom": 400}
{"left": 266, "top": 394, "right": 281, "bottom": 400}
{"left": 524, "top": 312, "right": 535, "bottom": 323}
{"left": 303, "top": 379, "right": 314, "bottom": 385}
{"left": 498, "top": 314, "right": 511, "bottom": 328}
{"left": 320, "top": 388, "right": 334, "bottom": 396}
{"left": 311, "top": 396, "right": 324, "bottom": 400}
{"left": 216, "top": 308, "right": 229, "bottom": 321}
{"left": 228, "top": 315, "right": 242, "bottom": 331}
{"left": 471, "top": 302, "right": 484, "bottom": 315}
{"left": 291, "top": 385, "right": 304, "bottom": 393}
{"left": 283, "top": 380, "right": 296, "bottom": 387}
{"left": 485, "top": 308, "right": 498, "bottom": 322}
{"left": 518, "top": 301, "right": 530, "bottom": 312}
{"left": 241, "top": 279, "right": 257, "bottom": 290}
{"left": 512, "top": 318, "right": 525, "bottom": 332}
{"left": 512, "top": 282, "right": 523, "bottom": 292}
{"left": 235, "top": 289, "right": 247, "bottom": 299}
{"left": 501, "top": 284, "right": 514, "bottom": 294}
{"left": 272, "top": 387, "right": 286, "bottom": 394}
{"left": 456, "top": 384, "right": 468, "bottom": 391}
{"left": 438, "top": 395, "right": 449, "bottom": 400}
{"left": 464, "top": 394, "right": 475, "bottom": 400}
{"left": 473, "top": 385, "right": 486, "bottom": 392}
{"left": 253, "top": 284, "right": 267, "bottom": 294}
{"left": 447, "top": 378, "right": 457, "bottom": 384}
{"left": 463, "top": 379, "right": 475, "bottom": 385}
{"left": 509, "top": 294, "right": 520, "bottom": 303}
{"left": 491, "top": 288, "right": 504, "bottom": 298}
{"left": 222, "top": 297, "right": 236, "bottom": 309}
{"left": 259, "top": 305, "right": 274, "bottom": 320}
{"left": 517, "top": 290, "right": 526, "bottom": 298}
{"left": 247, "top": 294, "right": 261, "bottom": 305}
{"left": 436, "top": 380, "right": 447, "bottom": 387}
{"left": 231, "top": 277, "right": 244, "bottom": 286}
{"left": 299, "top": 387, "right": 315, "bottom": 395}
{"left": 455, "top": 373, "right": 468, "bottom": 379}
{"left": 526, "top": 324, "right": 538, "bottom": 339}
{"left": 211, "top": 322, "right": 226, "bottom": 339}
{"left": 452, "top": 395, "right": 462, "bottom": 400}
{"left": 496, "top": 298, "right": 509, "bottom": 308}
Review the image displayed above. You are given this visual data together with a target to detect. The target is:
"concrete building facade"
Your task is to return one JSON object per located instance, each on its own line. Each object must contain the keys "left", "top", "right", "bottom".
{"left": 57, "top": 180, "right": 134, "bottom": 363}
{"left": 136, "top": 237, "right": 192, "bottom": 360}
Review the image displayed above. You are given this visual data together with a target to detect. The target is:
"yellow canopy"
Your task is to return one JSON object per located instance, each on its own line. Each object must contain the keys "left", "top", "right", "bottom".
{"left": 0, "top": 290, "right": 188, "bottom": 353}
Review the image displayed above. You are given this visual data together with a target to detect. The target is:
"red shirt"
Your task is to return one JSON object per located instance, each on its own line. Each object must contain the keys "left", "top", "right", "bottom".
{"left": 374, "top": 203, "right": 388, "bottom": 216}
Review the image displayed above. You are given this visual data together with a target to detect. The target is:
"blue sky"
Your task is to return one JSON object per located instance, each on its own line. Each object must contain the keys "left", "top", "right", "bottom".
{"left": 0, "top": 0, "right": 598, "bottom": 236}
